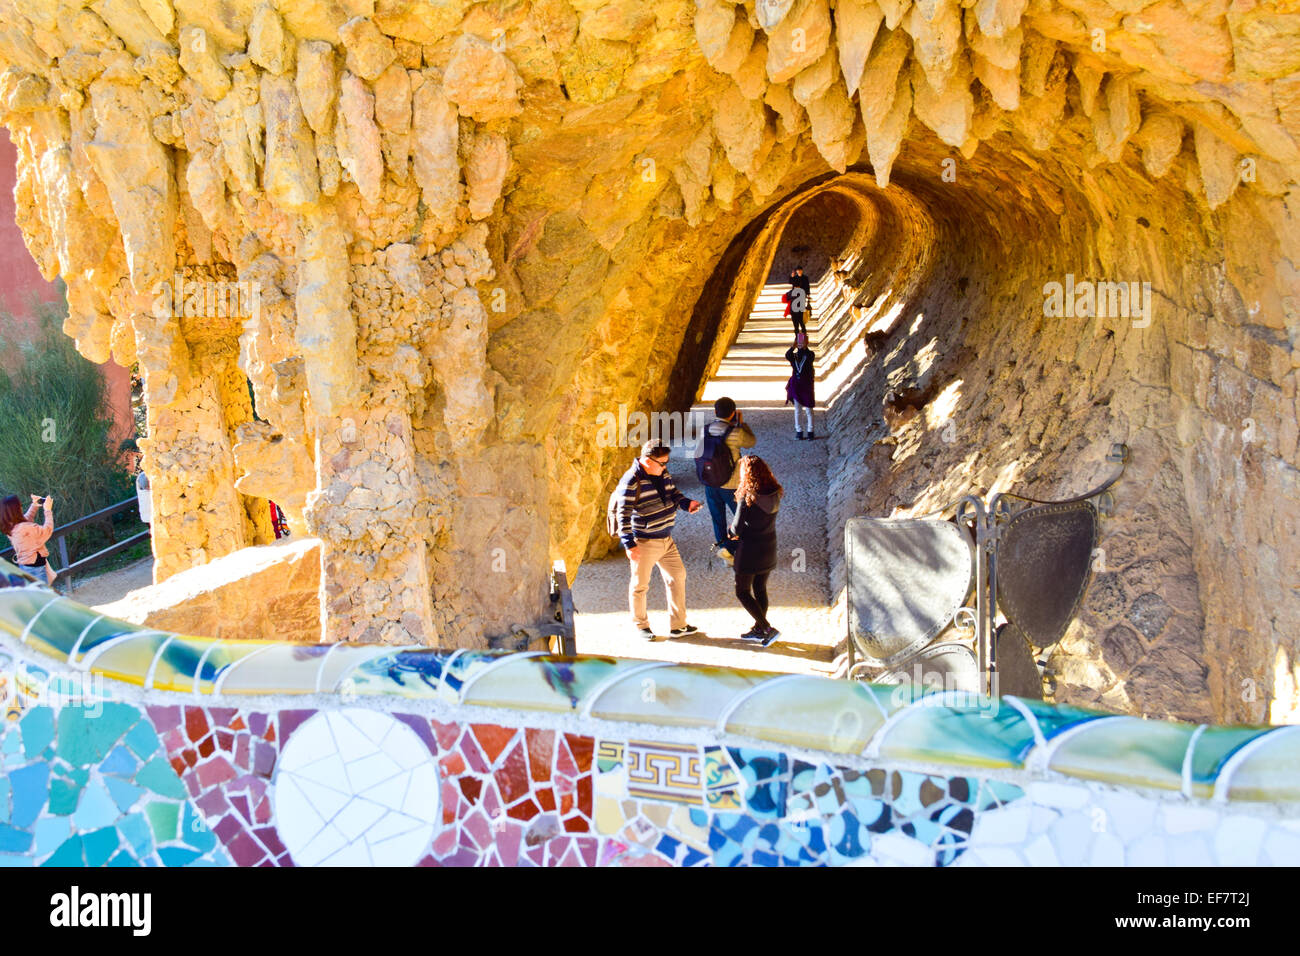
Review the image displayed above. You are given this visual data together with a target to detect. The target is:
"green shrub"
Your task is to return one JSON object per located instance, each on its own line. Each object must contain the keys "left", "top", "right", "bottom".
{"left": 0, "top": 298, "right": 135, "bottom": 562}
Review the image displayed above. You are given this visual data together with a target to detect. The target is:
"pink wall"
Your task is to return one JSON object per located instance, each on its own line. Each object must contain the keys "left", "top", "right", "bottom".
{"left": 0, "top": 129, "right": 134, "bottom": 447}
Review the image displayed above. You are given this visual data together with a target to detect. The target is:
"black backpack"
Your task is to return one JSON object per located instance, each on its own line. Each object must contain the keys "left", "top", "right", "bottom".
{"left": 695, "top": 424, "right": 735, "bottom": 488}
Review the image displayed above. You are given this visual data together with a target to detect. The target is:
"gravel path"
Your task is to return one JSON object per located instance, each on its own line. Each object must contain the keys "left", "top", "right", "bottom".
{"left": 573, "top": 291, "right": 840, "bottom": 674}
{"left": 65, "top": 556, "right": 155, "bottom": 609}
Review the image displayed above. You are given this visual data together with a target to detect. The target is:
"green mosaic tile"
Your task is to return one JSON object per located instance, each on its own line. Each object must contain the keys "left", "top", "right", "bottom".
{"left": 31, "top": 601, "right": 134, "bottom": 663}
{"left": 588, "top": 665, "right": 767, "bottom": 728}
{"left": 144, "top": 637, "right": 213, "bottom": 693}
{"left": 18, "top": 708, "right": 53, "bottom": 760}
{"left": 89, "top": 633, "right": 173, "bottom": 686}
{"left": 146, "top": 801, "right": 179, "bottom": 843}
{"left": 723, "top": 676, "right": 886, "bottom": 754}
{"left": 1048, "top": 717, "right": 1192, "bottom": 791}
{"left": 1011, "top": 697, "right": 1111, "bottom": 740}
{"left": 136, "top": 757, "right": 186, "bottom": 799}
{"left": 461, "top": 656, "right": 644, "bottom": 713}
{"left": 48, "top": 776, "right": 84, "bottom": 816}
{"left": 54, "top": 703, "right": 139, "bottom": 766}
{"left": 877, "top": 699, "right": 1039, "bottom": 768}
{"left": 68, "top": 615, "right": 143, "bottom": 664}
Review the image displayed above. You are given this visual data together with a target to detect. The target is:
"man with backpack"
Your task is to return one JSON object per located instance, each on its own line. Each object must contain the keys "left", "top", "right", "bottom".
{"left": 609, "top": 440, "right": 703, "bottom": 641}
{"left": 697, "top": 397, "right": 756, "bottom": 567}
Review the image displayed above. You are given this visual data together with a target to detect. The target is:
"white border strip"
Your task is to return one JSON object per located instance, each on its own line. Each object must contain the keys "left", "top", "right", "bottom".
{"left": 211, "top": 645, "right": 272, "bottom": 695}
{"left": 67, "top": 614, "right": 106, "bottom": 665}
{"left": 1023, "top": 714, "right": 1128, "bottom": 772}
{"left": 79, "top": 631, "right": 168, "bottom": 673}
{"left": 143, "top": 635, "right": 177, "bottom": 690}
{"left": 313, "top": 641, "right": 343, "bottom": 694}
{"left": 714, "top": 673, "right": 804, "bottom": 733}
{"left": 1180, "top": 724, "right": 1208, "bottom": 799}
{"left": 458, "top": 651, "right": 548, "bottom": 700}
{"left": 192, "top": 640, "right": 224, "bottom": 696}
{"left": 1212, "top": 726, "right": 1298, "bottom": 804}
{"left": 19, "top": 595, "right": 64, "bottom": 644}
{"left": 1001, "top": 695, "right": 1048, "bottom": 753}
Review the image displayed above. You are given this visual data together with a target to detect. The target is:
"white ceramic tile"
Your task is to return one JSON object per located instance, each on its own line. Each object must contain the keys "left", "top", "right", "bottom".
{"left": 1263, "top": 827, "right": 1300, "bottom": 866}
{"left": 1160, "top": 803, "right": 1219, "bottom": 834}
{"left": 968, "top": 846, "right": 1025, "bottom": 866}
{"left": 271, "top": 709, "right": 440, "bottom": 867}
{"left": 1048, "top": 812, "right": 1093, "bottom": 866}
{"left": 871, "top": 832, "right": 934, "bottom": 867}
{"left": 1088, "top": 832, "right": 1124, "bottom": 866}
{"left": 970, "top": 804, "right": 1033, "bottom": 845}
{"left": 1099, "top": 791, "right": 1158, "bottom": 843}
{"left": 1025, "top": 780, "right": 1093, "bottom": 809}
{"left": 1126, "top": 834, "right": 1168, "bottom": 867}
{"left": 1167, "top": 834, "right": 1213, "bottom": 867}
{"left": 1212, "top": 815, "right": 1268, "bottom": 866}
{"left": 1029, "top": 805, "right": 1060, "bottom": 834}
{"left": 1022, "top": 834, "right": 1060, "bottom": 866}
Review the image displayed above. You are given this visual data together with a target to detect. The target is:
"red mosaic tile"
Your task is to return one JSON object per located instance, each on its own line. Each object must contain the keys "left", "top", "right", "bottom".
{"left": 440, "top": 782, "right": 460, "bottom": 824}
{"left": 458, "top": 777, "right": 482, "bottom": 803}
{"left": 235, "top": 736, "right": 250, "bottom": 770}
{"left": 163, "top": 729, "right": 185, "bottom": 752}
{"left": 197, "top": 756, "right": 237, "bottom": 789}
{"left": 198, "top": 736, "right": 216, "bottom": 759}
{"left": 562, "top": 815, "right": 590, "bottom": 833}
{"left": 524, "top": 728, "right": 554, "bottom": 783}
{"left": 439, "top": 751, "right": 466, "bottom": 777}
{"left": 416, "top": 855, "right": 437, "bottom": 867}
{"left": 495, "top": 742, "right": 530, "bottom": 804}
{"left": 169, "top": 756, "right": 187, "bottom": 777}
{"left": 471, "top": 723, "right": 516, "bottom": 765}
{"left": 559, "top": 792, "right": 574, "bottom": 816}
{"left": 555, "top": 739, "right": 578, "bottom": 778}
{"left": 431, "top": 719, "right": 461, "bottom": 751}
{"left": 537, "top": 788, "right": 556, "bottom": 812}
{"left": 229, "top": 716, "right": 246, "bottom": 731}
{"left": 576, "top": 773, "right": 593, "bottom": 814}
{"left": 480, "top": 780, "right": 503, "bottom": 817}
{"left": 181, "top": 749, "right": 198, "bottom": 768}
{"left": 461, "top": 734, "right": 490, "bottom": 774}
{"left": 506, "top": 799, "right": 541, "bottom": 822}
{"left": 215, "top": 729, "right": 234, "bottom": 751}
{"left": 432, "top": 827, "right": 457, "bottom": 856}
{"left": 564, "top": 734, "right": 594, "bottom": 773}
{"left": 253, "top": 795, "right": 271, "bottom": 824}
{"left": 185, "top": 707, "right": 208, "bottom": 742}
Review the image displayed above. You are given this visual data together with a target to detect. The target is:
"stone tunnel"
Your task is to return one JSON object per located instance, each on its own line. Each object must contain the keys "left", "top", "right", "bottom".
{"left": 0, "top": 0, "right": 1295, "bottom": 727}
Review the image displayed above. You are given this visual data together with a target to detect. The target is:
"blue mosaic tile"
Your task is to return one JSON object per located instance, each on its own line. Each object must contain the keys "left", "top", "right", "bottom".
{"left": 2, "top": 732, "right": 20, "bottom": 754}
{"left": 0, "top": 854, "right": 32, "bottom": 867}
{"left": 681, "top": 846, "right": 708, "bottom": 867}
{"left": 48, "top": 776, "right": 83, "bottom": 815}
{"left": 182, "top": 804, "right": 216, "bottom": 853}
{"left": 105, "top": 775, "right": 145, "bottom": 813}
{"left": 0, "top": 823, "right": 32, "bottom": 853}
{"left": 19, "top": 708, "right": 53, "bottom": 759}
{"left": 123, "top": 721, "right": 159, "bottom": 760}
{"left": 157, "top": 846, "right": 202, "bottom": 867}
{"left": 42, "top": 835, "right": 84, "bottom": 867}
{"left": 0, "top": 776, "right": 9, "bottom": 824}
{"left": 107, "top": 851, "right": 139, "bottom": 867}
{"left": 83, "top": 827, "right": 119, "bottom": 867}
{"left": 73, "top": 779, "right": 119, "bottom": 831}
{"left": 118, "top": 813, "right": 152, "bottom": 858}
{"left": 9, "top": 763, "right": 48, "bottom": 827}
{"left": 655, "top": 834, "right": 681, "bottom": 862}
{"left": 101, "top": 745, "right": 139, "bottom": 777}
{"left": 55, "top": 703, "right": 138, "bottom": 766}
{"left": 34, "top": 817, "right": 69, "bottom": 857}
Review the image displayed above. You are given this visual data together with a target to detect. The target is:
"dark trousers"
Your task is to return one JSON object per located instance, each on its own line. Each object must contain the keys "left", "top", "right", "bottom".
{"left": 735, "top": 571, "right": 771, "bottom": 627}
{"left": 790, "top": 312, "right": 807, "bottom": 336}
{"left": 704, "top": 485, "right": 737, "bottom": 555}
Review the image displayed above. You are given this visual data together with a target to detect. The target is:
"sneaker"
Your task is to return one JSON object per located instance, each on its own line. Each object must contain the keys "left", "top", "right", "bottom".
{"left": 720, "top": 549, "right": 734, "bottom": 567}
{"left": 808, "top": 430, "right": 815, "bottom": 440}
{"left": 740, "top": 625, "right": 766, "bottom": 641}
{"left": 760, "top": 626, "right": 781, "bottom": 647}
{"left": 796, "top": 432, "right": 806, "bottom": 440}
{"left": 636, "top": 627, "right": 656, "bottom": 641}
{"left": 669, "top": 624, "right": 699, "bottom": 637}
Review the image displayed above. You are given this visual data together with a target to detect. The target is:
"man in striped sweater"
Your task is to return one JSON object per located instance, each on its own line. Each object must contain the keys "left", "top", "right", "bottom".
{"left": 616, "top": 440, "right": 703, "bottom": 640}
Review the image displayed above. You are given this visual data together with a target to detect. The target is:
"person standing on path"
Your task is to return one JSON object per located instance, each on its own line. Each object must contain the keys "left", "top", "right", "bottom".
{"left": 727, "top": 456, "right": 783, "bottom": 645}
{"left": 785, "top": 332, "right": 817, "bottom": 440}
{"left": 699, "top": 397, "right": 756, "bottom": 566}
{"left": 789, "top": 266, "right": 811, "bottom": 337}
{"left": 1, "top": 493, "right": 56, "bottom": 585}
{"left": 614, "top": 440, "right": 703, "bottom": 641}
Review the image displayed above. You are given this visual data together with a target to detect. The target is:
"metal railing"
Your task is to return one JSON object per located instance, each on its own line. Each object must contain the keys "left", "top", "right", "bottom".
{"left": 0, "top": 496, "right": 149, "bottom": 591}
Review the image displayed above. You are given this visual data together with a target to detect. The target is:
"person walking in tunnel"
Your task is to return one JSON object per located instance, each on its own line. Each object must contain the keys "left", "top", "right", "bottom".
{"left": 789, "top": 266, "right": 811, "bottom": 337}
{"left": 785, "top": 332, "right": 816, "bottom": 439}
{"left": 727, "top": 456, "right": 783, "bottom": 646}
{"left": 698, "top": 397, "right": 756, "bottom": 567}
{"left": 1, "top": 493, "right": 56, "bottom": 585}
{"left": 614, "top": 440, "right": 703, "bottom": 641}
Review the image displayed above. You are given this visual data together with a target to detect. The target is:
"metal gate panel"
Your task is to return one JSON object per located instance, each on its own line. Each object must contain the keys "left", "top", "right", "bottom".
{"left": 996, "top": 501, "right": 1097, "bottom": 650}
{"left": 845, "top": 518, "right": 974, "bottom": 665}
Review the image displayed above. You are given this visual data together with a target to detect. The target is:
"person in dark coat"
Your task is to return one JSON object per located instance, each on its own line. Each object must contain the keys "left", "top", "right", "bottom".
{"left": 788, "top": 267, "right": 811, "bottom": 336}
{"left": 727, "top": 455, "right": 783, "bottom": 646}
{"left": 785, "top": 332, "right": 816, "bottom": 439}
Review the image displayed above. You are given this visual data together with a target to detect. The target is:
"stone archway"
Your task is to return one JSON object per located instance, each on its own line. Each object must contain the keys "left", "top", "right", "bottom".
{"left": 0, "top": 0, "right": 1294, "bottom": 723}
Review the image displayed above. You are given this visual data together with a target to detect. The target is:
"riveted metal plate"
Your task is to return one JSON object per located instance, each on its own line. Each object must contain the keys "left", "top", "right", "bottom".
{"left": 996, "top": 501, "right": 1097, "bottom": 649}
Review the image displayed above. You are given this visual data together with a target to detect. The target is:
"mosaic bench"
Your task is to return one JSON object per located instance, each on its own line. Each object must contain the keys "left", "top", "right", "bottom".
{"left": 0, "top": 563, "right": 1296, "bottom": 867}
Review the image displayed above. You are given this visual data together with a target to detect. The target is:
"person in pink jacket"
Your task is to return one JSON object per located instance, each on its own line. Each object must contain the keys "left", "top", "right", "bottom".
{"left": 1, "top": 494, "right": 56, "bottom": 584}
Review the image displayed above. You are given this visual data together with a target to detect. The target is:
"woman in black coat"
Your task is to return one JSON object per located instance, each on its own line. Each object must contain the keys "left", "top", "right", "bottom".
{"left": 727, "top": 455, "right": 783, "bottom": 646}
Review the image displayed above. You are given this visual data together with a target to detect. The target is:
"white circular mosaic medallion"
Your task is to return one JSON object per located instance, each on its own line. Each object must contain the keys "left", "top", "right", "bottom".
{"left": 272, "top": 709, "right": 440, "bottom": 866}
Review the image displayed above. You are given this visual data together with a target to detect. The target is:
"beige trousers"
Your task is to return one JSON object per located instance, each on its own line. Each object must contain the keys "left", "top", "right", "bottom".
{"left": 628, "top": 537, "right": 687, "bottom": 631}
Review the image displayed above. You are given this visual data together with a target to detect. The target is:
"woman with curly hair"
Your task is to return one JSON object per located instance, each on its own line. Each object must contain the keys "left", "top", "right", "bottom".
{"left": 1, "top": 493, "right": 56, "bottom": 585}
{"left": 727, "top": 455, "right": 782, "bottom": 645}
